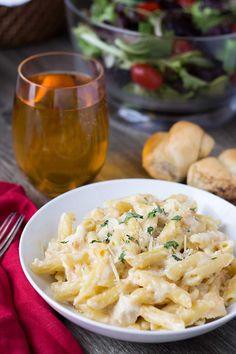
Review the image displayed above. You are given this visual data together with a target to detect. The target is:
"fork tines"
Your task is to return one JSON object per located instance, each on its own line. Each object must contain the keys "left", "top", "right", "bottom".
{"left": 0, "top": 213, "right": 25, "bottom": 258}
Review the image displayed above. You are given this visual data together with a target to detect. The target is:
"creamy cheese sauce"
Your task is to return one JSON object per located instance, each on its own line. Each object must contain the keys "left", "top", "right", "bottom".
{"left": 32, "top": 193, "right": 236, "bottom": 330}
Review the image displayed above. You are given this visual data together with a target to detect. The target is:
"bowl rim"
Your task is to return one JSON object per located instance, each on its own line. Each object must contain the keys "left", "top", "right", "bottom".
{"left": 64, "top": 0, "right": 236, "bottom": 42}
{"left": 19, "top": 178, "right": 236, "bottom": 339}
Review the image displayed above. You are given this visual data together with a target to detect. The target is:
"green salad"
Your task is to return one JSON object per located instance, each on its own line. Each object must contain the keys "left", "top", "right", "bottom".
{"left": 73, "top": 0, "right": 236, "bottom": 100}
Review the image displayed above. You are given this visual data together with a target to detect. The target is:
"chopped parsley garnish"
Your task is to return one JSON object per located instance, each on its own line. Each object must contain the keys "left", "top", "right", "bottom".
{"left": 190, "top": 207, "right": 197, "bottom": 212}
{"left": 118, "top": 251, "right": 126, "bottom": 263}
{"left": 147, "top": 226, "right": 154, "bottom": 235}
{"left": 164, "top": 240, "right": 179, "bottom": 250}
{"left": 123, "top": 212, "right": 143, "bottom": 224}
{"left": 100, "top": 220, "right": 109, "bottom": 227}
{"left": 172, "top": 254, "right": 182, "bottom": 261}
{"left": 104, "top": 232, "right": 112, "bottom": 244}
{"left": 60, "top": 240, "right": 69, "bottom": 244}
{"left": 91, "top": 232, "right": 112, "bottom": 244}
{"left": 171, "top": 215, "right": 182, "bottom": 221}
{"left": 127, "top": 234, "right": 135, "bottom": 241}
{"left": 125, "top": 234, "right": 139, "bottom": 245}
{"left": 147, "top": 206, "right": 165, "bottom": 218}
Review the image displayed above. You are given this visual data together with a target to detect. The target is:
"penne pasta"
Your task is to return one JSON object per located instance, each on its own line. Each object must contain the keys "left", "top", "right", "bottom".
{"left": 224, "top": 275, "right": 236, "bottom": 305}
{"left": 31, "top": 258, "right": 63, "bottom": 274}
{"left": 87, "top": 287, "right": 119, "bottom": 310}
{"left": 140, "top": 305, "right": 185, "bottom": 330}
{"left": 31, "top": 194, "right": 236, "bottom": 330}
{"left": 127, "top": 249, "right": 167, "bottom": 269}
{"left": 132, "top": 270, "right": 192, "bottom": 308}
{"left": 183, "top": 253, "right": 233, "bottom": 286}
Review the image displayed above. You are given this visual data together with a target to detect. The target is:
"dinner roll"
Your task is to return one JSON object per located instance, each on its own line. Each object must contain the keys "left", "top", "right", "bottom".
{"left": 187, "top": 149, "right": 236, "bottom": 203}
{"left": 142, "top": 121, "right": 215, "bottom": 182}
{"left": 219, "top": 149, "right": 236, "bottom": 175}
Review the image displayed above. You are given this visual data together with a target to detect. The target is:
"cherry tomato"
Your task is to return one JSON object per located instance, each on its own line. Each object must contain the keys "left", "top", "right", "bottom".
{"left": 137, "top": 2, "right": 160, "bottom": 12}
{"left": 178, "top": 0, "right": 195, "bottom": 6}
{"left": 131, "top": 64, "right": 163, "bottom": 90}
{"left": 231, "top": 24, "right": 236, "bottom": 33}
{"left": 173, "top": 39, "right": 193, "bottom": 55}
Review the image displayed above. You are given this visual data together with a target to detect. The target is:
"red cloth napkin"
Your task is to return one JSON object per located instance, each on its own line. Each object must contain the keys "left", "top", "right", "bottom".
{"left": 0, "top": 182, "right": 84, "bottom": 354}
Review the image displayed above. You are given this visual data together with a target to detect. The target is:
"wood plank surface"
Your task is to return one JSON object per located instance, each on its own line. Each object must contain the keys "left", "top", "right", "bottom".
{"left": 0, "top": 36, "right": 236, "bottom": 354}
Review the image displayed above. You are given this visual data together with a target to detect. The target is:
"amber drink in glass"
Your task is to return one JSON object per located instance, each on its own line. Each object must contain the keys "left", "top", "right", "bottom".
{"left": 13, "top": 52, "right": 108, "bottom": 197}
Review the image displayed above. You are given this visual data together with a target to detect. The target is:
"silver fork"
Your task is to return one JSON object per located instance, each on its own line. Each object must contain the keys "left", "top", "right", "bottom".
{"left": 0, "top": 213, "right": 25, "bottom": 258}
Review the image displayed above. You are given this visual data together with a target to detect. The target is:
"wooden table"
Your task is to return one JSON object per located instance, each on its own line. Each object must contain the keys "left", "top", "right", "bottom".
{"left": 1, "top": 36, "right": 236, "bottom": 354}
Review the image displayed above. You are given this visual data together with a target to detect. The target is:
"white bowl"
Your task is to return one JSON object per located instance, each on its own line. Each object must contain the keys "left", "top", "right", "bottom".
{"left": 20, "top": 179, "right": 236, "bottom": 343}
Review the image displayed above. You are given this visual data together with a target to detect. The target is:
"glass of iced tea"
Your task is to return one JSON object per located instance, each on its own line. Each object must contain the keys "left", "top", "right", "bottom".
{"left": 13, "top": 52, "right": 109, "bottom": 197}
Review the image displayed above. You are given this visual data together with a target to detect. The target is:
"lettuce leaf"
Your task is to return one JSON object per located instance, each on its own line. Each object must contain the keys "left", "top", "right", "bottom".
{"left": 115, "top": 36, "right": 172, "bottom": 59}
{"left": 124, "top": 82, "right": 194, "bottom": 100}
{"left": 74, "top": 25, "right": 124, "bottom": 58}
{"left": 113, "top": 0, "right": 143, "bottom": 5}
{"left": 207, "top": 75, "right": 229, "bottom": 95}
{"left": 124, "top": 82, "right": 159, "bottom": 98}
{"left": 91, "top": 0, "right": 116, "bottom": 23}
{"left": 74, "top": 25, "right": 172, "bottom": 67}
{"left": 157, "top": 51, "right": 213, "bottom": 72}
{"left": 138, "top": 22, "right": 154, "bottom": 34}
{"left": 191, "top": 3, "right": 229, "bottom": 33}
{"left": 216, "top": 39, "right": 236, "bottom": 73}
{"left": 178, "top": 68, "right": 207, "bottom": 90}
{"left": 159, "top": 85, "right": 194, "bottom": 100}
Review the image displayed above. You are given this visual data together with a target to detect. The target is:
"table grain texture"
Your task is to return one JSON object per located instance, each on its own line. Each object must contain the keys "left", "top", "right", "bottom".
{"left": 1, "top": 36, "right": 236, "bottom": 354}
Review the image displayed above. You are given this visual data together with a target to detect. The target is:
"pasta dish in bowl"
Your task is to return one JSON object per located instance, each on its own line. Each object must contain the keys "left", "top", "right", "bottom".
{"left": 31, "top": 193, "right": 236, "bottom": 331}
{"left": 19, "top": 179, "right": 236, "bottom": 342}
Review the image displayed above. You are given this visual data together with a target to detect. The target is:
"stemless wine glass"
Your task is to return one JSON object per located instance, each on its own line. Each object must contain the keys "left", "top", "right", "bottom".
{"left": 13, "top": 52, "right": 109, "bottom": 198}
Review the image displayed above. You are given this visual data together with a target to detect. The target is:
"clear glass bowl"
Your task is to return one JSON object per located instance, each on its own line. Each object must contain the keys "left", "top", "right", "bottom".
{"left": 65, "top": 0, "right": 236, "bottom": 129}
